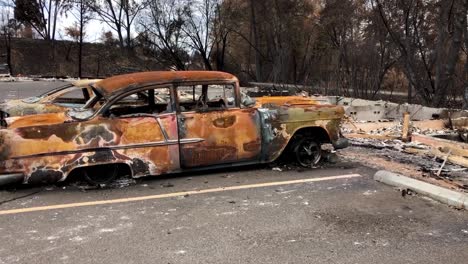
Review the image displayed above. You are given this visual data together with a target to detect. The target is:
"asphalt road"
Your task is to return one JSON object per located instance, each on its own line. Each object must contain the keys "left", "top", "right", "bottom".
{"left": 0, "top": 81, "right": 467, "bottom": 263}
{"left": 0, "top": 80, "right": 69, "bottom": 101}
{"left": 1, "top": 161, "right": 467, "bottom": 264}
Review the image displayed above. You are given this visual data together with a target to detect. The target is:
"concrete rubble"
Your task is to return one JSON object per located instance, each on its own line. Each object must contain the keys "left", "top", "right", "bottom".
{"left": 331, "top": 96, "right": 468, "bottom": 193}
{"left": 244, "top": 86, "right": 468, "bottom": 193}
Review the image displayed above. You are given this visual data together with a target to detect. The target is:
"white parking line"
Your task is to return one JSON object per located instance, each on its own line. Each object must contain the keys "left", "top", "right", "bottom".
{"left": 0, "top": 174, "right": 362, "bottom": 216}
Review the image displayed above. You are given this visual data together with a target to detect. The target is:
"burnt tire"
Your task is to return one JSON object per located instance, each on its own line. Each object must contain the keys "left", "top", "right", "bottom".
{"left": 83, "top": 164, "right": 119, "bottom": 185}
{"left": 293, "top": 137, "right": 322, "bottom": 167}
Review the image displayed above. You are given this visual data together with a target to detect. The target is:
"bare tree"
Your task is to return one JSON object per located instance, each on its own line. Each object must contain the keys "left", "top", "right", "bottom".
{"left": 67, "top": 0, "right": 92, "bottom": 77}
{"left": 210, "top": 0, "right": 235, "bottom": 71}
{"left": 373, "top": 0, "right": 467, "bottom": 107}
{"left": 248, "top": 0, "right": 261, "bottom": 80}
{"left": 181, "top": 0, "right": 220, "bottom": 70}
{"left": 92, "top": 0, "right": 147, "bottom": 49}
{"left": 0, "top": 8, "right": 17, "bottom": 75}
{"left": 463, "top": 0, "right": 468, "bottom": 108}
{"left": 433, "top": 0, "right": 467, "bottom": 107}
{"left": 138, "top": 0, "right": 189, "bottom": 70}
{"left": 14, "top": 0, "right": 71, "bottom": 40}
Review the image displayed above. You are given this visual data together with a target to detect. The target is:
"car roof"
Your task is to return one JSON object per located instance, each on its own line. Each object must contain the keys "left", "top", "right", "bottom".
{"left": 70, "top": 79, "right": 102, "bottom": 87}
{"left": 94, "top": 71, "right": 238, "bottom": 97}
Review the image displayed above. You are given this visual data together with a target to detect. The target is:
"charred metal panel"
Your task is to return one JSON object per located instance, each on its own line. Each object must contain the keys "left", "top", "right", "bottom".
{"left": 257, "top": 98, "right": 345, "bottom": 162}
{"left": 178, "top": 108, "right": 262, "bottom": 167}
{"left": 0, "top": 112, "right": 181, "bottom": 182}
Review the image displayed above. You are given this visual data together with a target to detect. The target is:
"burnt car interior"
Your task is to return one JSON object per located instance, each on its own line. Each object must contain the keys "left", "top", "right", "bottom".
{"left": 177, "top": 84, "right": 235, "bottom": 112}
{"left": 107, "top": 87, "right": 172, "bottom": 117}
{"left": 70, "top": 83, "right": 237, "bottom": 120}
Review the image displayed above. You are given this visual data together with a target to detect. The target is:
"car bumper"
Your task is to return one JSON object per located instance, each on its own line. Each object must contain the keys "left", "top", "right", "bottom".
{"left": 0, "top": 173, "right": 24, "bottom": 186}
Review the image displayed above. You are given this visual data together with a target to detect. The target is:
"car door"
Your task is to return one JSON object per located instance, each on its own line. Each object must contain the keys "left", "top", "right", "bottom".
{"left": 177, "top": 83, "right": 262, "bottom": 168}
{"left": 99, "top": 86, "right": 180, "bottom": 176}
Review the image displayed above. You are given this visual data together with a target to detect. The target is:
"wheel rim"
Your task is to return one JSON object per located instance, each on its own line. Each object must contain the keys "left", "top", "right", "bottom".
{"left": 84, "top": 165, "right": 118, "bottom": 185}
{"left": 295, "top": 139, "right": 321, "bottom": 167}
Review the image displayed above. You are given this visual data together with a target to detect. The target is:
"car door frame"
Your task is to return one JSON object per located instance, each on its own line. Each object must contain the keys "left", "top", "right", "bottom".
{"left": 174, "top": 80, "right": 262, "bottom": 169}
{"left": 96, "top": 83, "right": 181, "bottom": 176}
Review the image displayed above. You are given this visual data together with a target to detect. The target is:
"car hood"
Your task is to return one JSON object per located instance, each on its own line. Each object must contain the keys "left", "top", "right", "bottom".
{"left": 0, "top": 99, "right": 67, "bottom": 117}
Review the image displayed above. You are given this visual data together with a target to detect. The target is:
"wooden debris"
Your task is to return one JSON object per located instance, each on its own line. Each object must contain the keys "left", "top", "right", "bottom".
{"left": 436, "top": 150, "right": 452, "bottom": 177}
{"left": 402, "top": 112, "right": 410, "bottom": 142}
{"left": 405, "top": 146, "right": 468, "bottom": 168}
{"left": 439, "top": 146, "right": 468, "bottom": 158}
{"left": 411, "top": 134, "right": 468, "bottom": 149}
{"left": 342, "top": 115, "right": 365, "bottom": 134}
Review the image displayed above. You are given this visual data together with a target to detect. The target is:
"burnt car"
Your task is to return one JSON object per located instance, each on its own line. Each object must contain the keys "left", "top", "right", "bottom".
{"left": 0, "top": 79, "right": 101, "bottom": 117}
{"left": 0, "top": 71, "right": 348, "bottom": 186}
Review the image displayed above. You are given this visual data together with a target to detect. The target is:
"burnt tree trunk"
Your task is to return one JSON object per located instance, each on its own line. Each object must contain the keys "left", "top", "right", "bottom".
{"left": 433, "top": 0, "right": 465, "bottom": 107}
{"left": 249, "top": 0, "right": 262, "bottom": 82}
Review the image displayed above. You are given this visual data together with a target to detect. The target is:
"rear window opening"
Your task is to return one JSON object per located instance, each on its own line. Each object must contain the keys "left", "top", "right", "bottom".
{"left": 106, "top": 87, "right": 173, "bottom": 117}
{"left": 177, "top": 84, "right": 236, "bottom": 112}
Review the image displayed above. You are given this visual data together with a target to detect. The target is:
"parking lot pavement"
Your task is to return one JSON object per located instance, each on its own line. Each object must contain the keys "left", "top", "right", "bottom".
{"left": 0, "top": 161, "right": 467, "bottom": 264}
{"left": 0, "top": 81, "right": 68, "bottom": 101}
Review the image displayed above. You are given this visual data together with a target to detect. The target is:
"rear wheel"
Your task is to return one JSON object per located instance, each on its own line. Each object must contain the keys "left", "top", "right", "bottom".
{"left": 293, "top": 137, "right": 322, "bottom": 167}
{"left": 83, "top": 164, "right": 119, "bottom": 185}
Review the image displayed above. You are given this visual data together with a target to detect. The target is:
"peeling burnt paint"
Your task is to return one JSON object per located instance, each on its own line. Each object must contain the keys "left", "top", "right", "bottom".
{"left": 130, "top": 158, "right": 150, "bottom": 176}
{"left": 0, "top": 71, "right": 347, "bottom": 186}
{"left": 74, "top": 124, "right": 116, "bottom": 145}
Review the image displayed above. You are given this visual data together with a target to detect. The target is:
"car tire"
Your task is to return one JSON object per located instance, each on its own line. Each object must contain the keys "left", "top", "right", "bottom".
{"left": 293, "top": 137, "right": 322, "bottom": 167}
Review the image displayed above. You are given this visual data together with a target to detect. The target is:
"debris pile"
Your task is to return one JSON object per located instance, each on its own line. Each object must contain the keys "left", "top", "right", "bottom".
{"left": 341, "top": 107, "right": 468, "bottom": 192}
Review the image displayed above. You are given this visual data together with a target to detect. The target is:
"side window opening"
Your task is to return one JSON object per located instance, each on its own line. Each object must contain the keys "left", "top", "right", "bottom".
{"left": 177, "top": 85, "right": 203, "bottom": 112}
{"left": 107, "top": 87, "right": 173, "bottom": 117}
{"left": 177, "top": 84, "right": 236, "bottom": 112}
{"left": 51, "top": 87, "right": 93, "bottom": 106}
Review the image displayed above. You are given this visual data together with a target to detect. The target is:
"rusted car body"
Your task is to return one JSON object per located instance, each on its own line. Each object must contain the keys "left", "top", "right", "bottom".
{"left": 0, "top": 79, "right": 100, "bottom": 117}
{"left": 0, "top": 71, "right": 348, "bottom": 186}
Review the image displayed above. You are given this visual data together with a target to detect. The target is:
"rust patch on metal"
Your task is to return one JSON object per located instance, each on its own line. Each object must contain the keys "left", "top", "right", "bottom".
{"left": 181, "top": 146, "right": 237, "bottom": 167}
{"left": 213, "top": 115, "right": 236, "bottom": 128}
{"left": 243, "top": 140, "right": 261, "bottom": 152}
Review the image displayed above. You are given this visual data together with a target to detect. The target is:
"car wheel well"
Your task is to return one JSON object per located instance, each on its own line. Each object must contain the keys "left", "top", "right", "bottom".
{"left": 275, "top": 126, "right": 329, "bottom": 164}
{"left": 67, "top": 163, "right": 133, "bottom": 185}
{"left": 289, "top": 127, "right": 330, "bottom": 144}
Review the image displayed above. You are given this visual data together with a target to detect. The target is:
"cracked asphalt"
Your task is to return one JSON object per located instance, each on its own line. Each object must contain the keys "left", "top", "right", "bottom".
{"left": 0, "top": 81, "right": 467, "bottom": 263}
